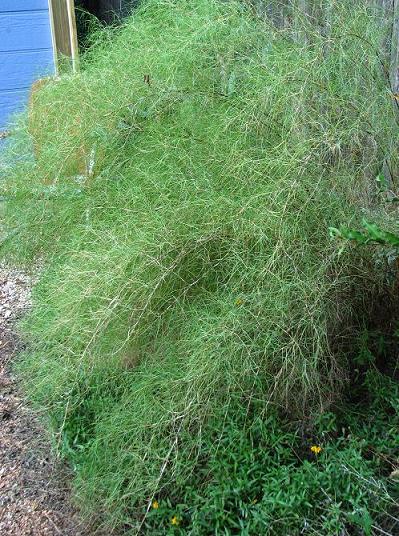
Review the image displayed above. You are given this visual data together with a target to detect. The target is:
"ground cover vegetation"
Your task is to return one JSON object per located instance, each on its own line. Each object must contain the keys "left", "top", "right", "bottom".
{"left": 1, "top": 0, "right": 398, "bottom": 533}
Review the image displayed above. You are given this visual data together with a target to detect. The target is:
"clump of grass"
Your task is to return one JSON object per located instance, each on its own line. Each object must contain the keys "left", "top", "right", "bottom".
{"left": 2, "top": 0, "right": 397, "bottom": 531}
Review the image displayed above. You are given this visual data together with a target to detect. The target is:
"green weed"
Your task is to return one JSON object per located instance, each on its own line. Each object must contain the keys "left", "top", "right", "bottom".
{"left": 142, "top": 361, "right": 399, "bottom": 535}
{"left": 1, "top": 0, "right": 398, "bottom": 532}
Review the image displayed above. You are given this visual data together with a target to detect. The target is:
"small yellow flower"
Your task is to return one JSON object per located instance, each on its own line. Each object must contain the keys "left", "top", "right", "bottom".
{"left": 171, "top": 515, "right": 180, "bottom": 526}
{"left": 252, "top": 498, "right": 258, "bottom": 504}
{"left": 310, "top": 445, "right": 322, "bottom": 455}
{"left": 236, "top": 298, "right": 243, "bottom": 306}
{"left": 152, "top": 500, "right": 159, "bottom": 509}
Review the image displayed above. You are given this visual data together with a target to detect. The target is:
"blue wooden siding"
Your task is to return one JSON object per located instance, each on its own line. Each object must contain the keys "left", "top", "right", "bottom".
{"left": 0, "top": 0, "right": 54, "bottom": 130}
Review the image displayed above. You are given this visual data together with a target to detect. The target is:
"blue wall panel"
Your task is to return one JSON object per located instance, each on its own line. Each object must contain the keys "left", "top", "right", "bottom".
{"left": 0, "top": 1, "right": 50, "bottom": 13}
{"left": 0, "top": 12, "right": 55, "bottom": 52}
{"left": 0, "top": 1, "right": 54, "bottom": 130}
{"left": 0, "top": 88, "right": 30, "bottom": 122}
{"left": 0, "top": 50, "right": 54, "bottom": 91}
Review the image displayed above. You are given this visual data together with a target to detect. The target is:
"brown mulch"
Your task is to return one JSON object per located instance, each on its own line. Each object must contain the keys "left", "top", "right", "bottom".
{"left": 0, "top": 266, "right": 93, "bottom": 536}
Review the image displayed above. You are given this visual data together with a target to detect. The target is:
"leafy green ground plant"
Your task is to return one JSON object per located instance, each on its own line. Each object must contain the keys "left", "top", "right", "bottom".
{"left": 331, "top": 220, "right": 399, "bottom": 247}
{"left": 1, "top": 0, "right": 398, "bottom": 532}
{"left": 143, "top": 330, "right": 399, "bottom": 534}
{"left": 143, "top": 360, "right": 399, "bottom": 535}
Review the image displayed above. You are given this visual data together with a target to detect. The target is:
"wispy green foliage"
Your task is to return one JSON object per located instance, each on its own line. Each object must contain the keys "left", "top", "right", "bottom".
{"left": 1, "top": 0, "right": 397, "bottom": 531}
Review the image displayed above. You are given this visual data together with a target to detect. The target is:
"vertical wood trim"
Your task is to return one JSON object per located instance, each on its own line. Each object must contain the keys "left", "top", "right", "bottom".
{"left": 50, "top": 0, "right": 72, "bottom": 58}
{"left": 66, "top": 0, "right": 79, "bottom": 72}
{"left": 48, "top": 0, "right": 59, "bottom": 75}
{"left": 49, "top": 0, "right": 79, "bottom": 72}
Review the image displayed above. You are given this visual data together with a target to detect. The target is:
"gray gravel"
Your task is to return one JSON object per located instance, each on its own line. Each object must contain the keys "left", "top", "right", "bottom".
{"left": 0, "top": 264, "right": 93, "bottom": 535}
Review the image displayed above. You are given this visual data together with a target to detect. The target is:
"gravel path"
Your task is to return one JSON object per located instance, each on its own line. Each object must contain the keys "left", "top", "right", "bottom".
{"left": 0, "top": 265, "right": 91, "bottom": 535}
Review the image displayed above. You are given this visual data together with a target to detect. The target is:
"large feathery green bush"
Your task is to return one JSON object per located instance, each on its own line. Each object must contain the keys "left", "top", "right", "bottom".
{"left": 1, "top": 0, "right": 398, "bottom": 531}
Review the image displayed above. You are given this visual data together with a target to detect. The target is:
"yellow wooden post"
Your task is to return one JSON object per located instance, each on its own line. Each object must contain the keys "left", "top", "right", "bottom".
{"left": 66, "top": 0, "right": 79, "bottom": 72}
{"left": 48, "top": 0, "right": 79, "bottom": 73}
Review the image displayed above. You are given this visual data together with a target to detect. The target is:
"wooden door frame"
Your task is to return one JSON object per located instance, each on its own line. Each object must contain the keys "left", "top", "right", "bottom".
{"left": 48, "top": 0, "right": 79, "bottom": 73}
